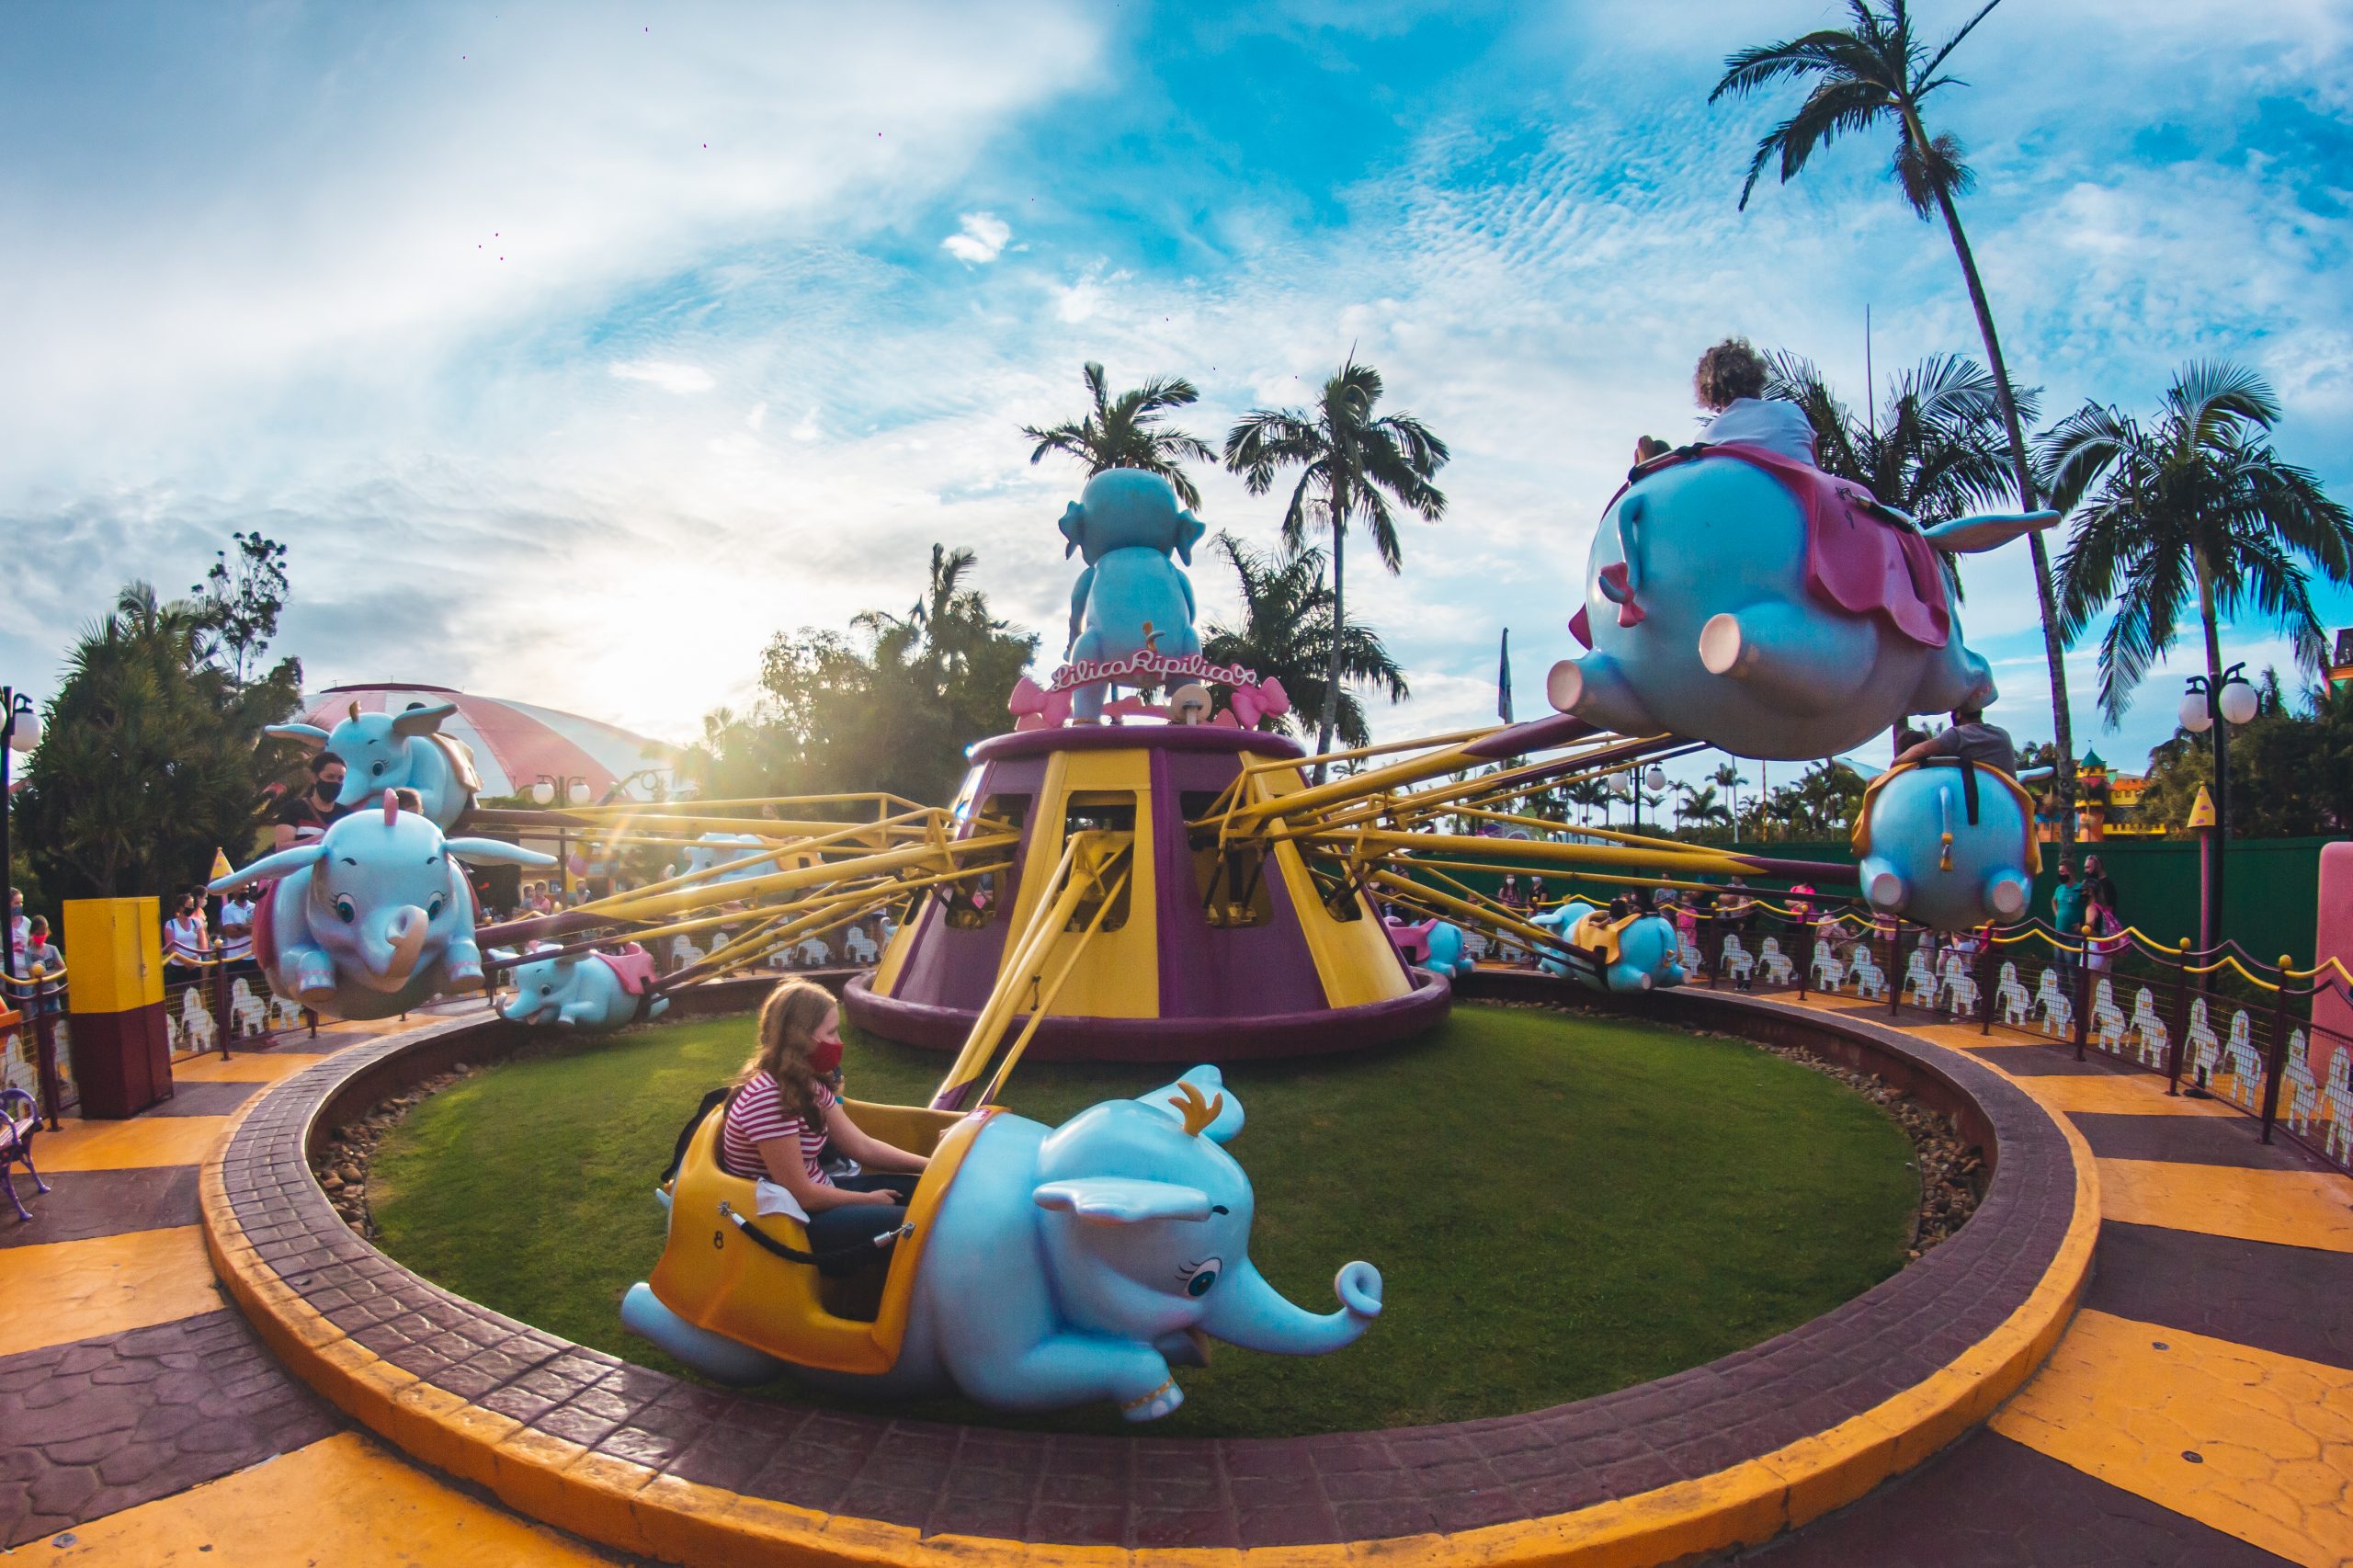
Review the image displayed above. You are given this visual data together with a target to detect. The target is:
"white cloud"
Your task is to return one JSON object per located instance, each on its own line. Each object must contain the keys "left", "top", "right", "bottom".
{"left": 609, "top": 359, "right": 716, "bottom": 394}
{"left": 941, "top": 210, "right": 1013, "bottom": 265}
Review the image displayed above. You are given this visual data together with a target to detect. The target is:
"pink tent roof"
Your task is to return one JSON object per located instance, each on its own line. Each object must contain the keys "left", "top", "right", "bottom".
{"left": 294, "top": 684, "right": 678, "bottom": 802}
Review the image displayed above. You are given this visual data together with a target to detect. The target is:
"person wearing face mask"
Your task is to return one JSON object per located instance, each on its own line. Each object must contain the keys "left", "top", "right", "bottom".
{"left": 274, "top": 753, "right": 352, "bottom": 850}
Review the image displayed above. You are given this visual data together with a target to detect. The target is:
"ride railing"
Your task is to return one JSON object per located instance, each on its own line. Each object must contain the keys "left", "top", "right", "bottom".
{"left": 1, "top": 964, "right": 73, "bottom": 1128}
{"left": 1665, "top": 900, "right": 2353, "bottom": 1178}
{"left": 161, "top": 947, "right": 319, "bottom": 1062}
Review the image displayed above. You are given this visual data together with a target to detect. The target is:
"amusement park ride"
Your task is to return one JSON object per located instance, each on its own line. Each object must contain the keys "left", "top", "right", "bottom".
{"left": 213, "top": 446, "right": 2057, "bottom": 1418}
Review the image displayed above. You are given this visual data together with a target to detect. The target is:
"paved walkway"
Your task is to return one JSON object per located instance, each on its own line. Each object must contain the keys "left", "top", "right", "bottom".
{"left": 1734, "top": 999, "right": 2353, "bottom": 1567}
{"left": 5, "top": 997, "right": 2348, "bottom": 1564}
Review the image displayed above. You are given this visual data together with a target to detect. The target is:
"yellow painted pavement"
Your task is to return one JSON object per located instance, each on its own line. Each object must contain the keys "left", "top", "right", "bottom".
{"left": 2098, "top": 1158, "right": 2353, "bottom": 1253}
{"left": 1994, "top": 1309, "right": 2353, "bottom": 1568}
{"left": 173, "top": 1051, "right": 333, "bottom": 1084}
{"left": 2001, "top": 1074, "right": 2244, "bottom": 1118}
{"left": 47, "top": 1432, "right": 625, "bottom": 1565}
{"left": 0, "top": 1226, "right": 222, "bottom": 1358}
{"left": 36, "top": 1114, "right": 236, "bottom": 1171}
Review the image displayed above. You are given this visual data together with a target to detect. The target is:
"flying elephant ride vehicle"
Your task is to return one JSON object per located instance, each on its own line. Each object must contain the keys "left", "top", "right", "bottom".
{"left": 1850, "top": 756, "right": 2040, "bottom": 933}
{"left": 1529, "top": 899, "right": 1688, "bottom": 993}
{"left": 621, "top": 1066, "right": 1383, "bottom": 1421}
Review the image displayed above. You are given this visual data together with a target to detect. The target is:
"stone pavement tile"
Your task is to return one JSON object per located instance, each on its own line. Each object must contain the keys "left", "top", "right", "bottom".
{"left": 138, "top": 1080, "right": 263, "bottom": 1119}
{"left": 2007, "top": 1074, "right": 2246, "bottom": 1118}
{"left": 171, "top": 1052, "right": 333, "bottom": 1084}
{"left": 0, "top": 1309, "right": 342, "bottom": 1549}
{"left": 2098, "top": 1158, "right": 2353, "bottom": 1253}
{"left": 0, "top": 1226, "right": 223, "bottom": 1358}
{"left": 2089, "top": 1222, "right": 2353, "bottom": 1373}
{"left": 0, "top": 1167, "right": 199, "bottom": 1250}
{"left": 1991, "top": 1307, "right": 2353, "bottom": 1568}
{"left": 1733, "top": 1427, "right": 2290, "bottom": 1565}
{"left": 36, "top": 1117, "right": 234, "bottom": 1173}
{"left": 41, "top": 1431, "right": 627, "bottom": 1563}
{"left": 1965, "top": 1043, "right": 2138, "bottom": 1076}
{"left": 2071, "top": 1113, "right": 2327, "bottom": 1172}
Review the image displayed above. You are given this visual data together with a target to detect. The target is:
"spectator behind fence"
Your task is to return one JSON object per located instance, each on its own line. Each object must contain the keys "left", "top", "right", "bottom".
{"left": 7, "top": 886, "right": 25, "bottom": 975}
{"left": 2083, "top": 853, "right": 2120, "bottom": 922}
{"left": 219, "top": 885, "right": 257, "bottom": 971}
{"left": 164, "top": 893, "right": 208, "bottom": 980}
{"left": 275, "top": 752, "right": 350, "bottom": 850}
{"left": 22, "top": 916, "right": 62, "bottom": 1014}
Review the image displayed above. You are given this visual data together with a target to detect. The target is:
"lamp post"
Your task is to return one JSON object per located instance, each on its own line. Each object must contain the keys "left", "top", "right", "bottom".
{"left": 1, "top": 689, "right": 40, "bottom": 990}
{"left": 2177, "top": 663, "right": 2257, "bottom": 952}
{"left": 532, "top": 774, "right": 592, "bottom": 904}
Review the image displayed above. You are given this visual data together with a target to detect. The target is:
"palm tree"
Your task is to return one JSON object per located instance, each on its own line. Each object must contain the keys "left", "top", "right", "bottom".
{"left": 1224, "top": 356, "right": 1449, "bottom": 774}
{"left": 2040, "top": 362, "right": 2353, "bottom": 726}
{"left": 1679, "top": 783, "right": 1733, "bottom": 838}
{"left": 1561, "top": 776, "right": 1611, "bottom": 825}
{"left": 1021, "top": 362, "right": 1216, "bottom": 506}
{"left": 1711, "top": 761, "right": 1748, "bottom": 841}
{"left": 1199, "top": 533, "right": 1408, "bottom": 749}
{"left": 1713, "top": 0, "right": 2079, "bottom": 825}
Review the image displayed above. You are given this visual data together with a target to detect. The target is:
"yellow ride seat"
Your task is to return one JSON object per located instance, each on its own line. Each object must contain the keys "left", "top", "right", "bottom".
{"left": 1568, "top": 910, "right": 1636, "bottom": 965}
{"left": 648, "top": 1097, "right": 984, "bottom": 1376}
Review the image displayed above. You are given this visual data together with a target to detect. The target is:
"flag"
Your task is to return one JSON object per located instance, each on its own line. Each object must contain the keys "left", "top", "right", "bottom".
{"left": 1495, "top": 628, "right": 1514, "bottom": 723}
{"left": 210, "top": 847, "right": 234, "bottom": 883}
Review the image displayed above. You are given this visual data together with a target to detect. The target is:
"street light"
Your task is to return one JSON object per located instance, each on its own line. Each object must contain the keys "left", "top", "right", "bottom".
{"left": 2179, "top": 663, "right": 2257, "bottom": 951}
{"left": 2, "top": 688, "right": 40, "bottom": 991}
{"left": 533, "top": 774, "right": 594, "bottom": 903}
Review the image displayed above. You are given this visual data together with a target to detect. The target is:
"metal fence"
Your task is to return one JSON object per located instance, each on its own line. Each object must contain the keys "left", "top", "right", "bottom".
{"left": 2, "top": 949, "right": 319, "bottom": 1126}
{"left": 1665, "top": 902, "right": 2353, "bottom": 1177}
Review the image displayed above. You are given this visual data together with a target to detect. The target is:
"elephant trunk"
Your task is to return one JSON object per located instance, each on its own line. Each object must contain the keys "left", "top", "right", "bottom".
{"left": 362, "top": 904, "right": 431, "bottom": 986}
{"left": 1198, "top": 1256, "right": 1381, "bottom": 1357}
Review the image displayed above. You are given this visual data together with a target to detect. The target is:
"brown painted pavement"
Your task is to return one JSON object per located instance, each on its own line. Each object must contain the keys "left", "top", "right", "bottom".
{"left": 6, "top": 986, "right": 2350, "bottom": 1563}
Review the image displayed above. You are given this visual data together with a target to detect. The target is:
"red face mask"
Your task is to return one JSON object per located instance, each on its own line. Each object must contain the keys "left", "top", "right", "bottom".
{"left": 807, "top": 1035, "right": 842, "bottom": 1075}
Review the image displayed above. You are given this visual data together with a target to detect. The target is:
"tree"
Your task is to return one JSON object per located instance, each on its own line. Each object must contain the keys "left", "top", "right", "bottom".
{"left": 16, "top": 580, "right": 306, "bottom": 901}
{"left": 2041, "top": 361, "right": 2352, "bottom": 726}
{"left": 2137, "top": 671, "right": 2353, "bottom": 837}
{"left": 1711, "top": 761, "right": 1749, "bottom": 841}
{"left": 1199, "top": 533, "right": 1408, "bottom": 750}
{"left": 1021, "top": 362, "right": 1216, "bottom": 506}
{"left": 680, "top": 546, "right": 1039, "bottom": 807}
{"left": 1678, "top": 782, "right": 1733, "bottom": 837}
{"left": 189, "top": 531, "right": 291, "bottom": 688}
{"left": 1224, "top": 356, "right": 1449, "bottom": 773}
{"left": 1714, "top": 0, "right": 2080, "bottom": 827}
{"left": 1561, "top": 776, "right": 1612, "bottom": 825}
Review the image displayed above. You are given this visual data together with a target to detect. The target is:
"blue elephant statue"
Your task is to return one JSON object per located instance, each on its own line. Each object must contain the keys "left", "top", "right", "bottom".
{"left": 1060, "top": 468, "right": 1206, "bottom": 723}
{"left": 1381, "top": 916, "right": 1473, "bottom": 978}
{"left": 500, "top": 944, "right": 668, "bottom": 1030}
{"left": 267, "top": 699, "right": 483, "bottom": 832}
{"left": 211, "top": 791, "right": 552, "bottom": 1020}
{"left": 681, "top": 832, "right": 772, "bottom": 886}
{"left": 621, "top": 1065, "right": 1381, "bottom": 1420}
{"left": 1529, "top": 901, "right": 1687, "bottom": 993}
{"left": 1546, "top": 447, "right": 2059, "bottom": 759}
{"left": 1852, "top": 761, "right": 2039, "bottom": 932}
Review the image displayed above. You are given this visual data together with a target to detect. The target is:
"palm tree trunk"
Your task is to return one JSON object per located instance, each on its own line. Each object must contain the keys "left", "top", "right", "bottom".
{"left": 1317, "top": 516, "right": 1343, "bottom": 780}
{"left": 1920, "top": 132, "right": 2077, "bottom": 834}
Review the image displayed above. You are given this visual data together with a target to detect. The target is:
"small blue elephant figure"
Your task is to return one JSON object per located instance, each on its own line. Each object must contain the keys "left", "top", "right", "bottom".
{"left": 1853, "top": 761, "right": 2038, "bottom": 932}
{"left": 1060, "top": 469, "right": 1206, "bottom": 722}
{"left": 501, "top": 945, "right": 668, "bottom": 1031}
{"left": 1529, "top": 901, "right": 1688, "bottom": 994}
{"left": 267, "top": 699, "right": 483, "bottom": 833}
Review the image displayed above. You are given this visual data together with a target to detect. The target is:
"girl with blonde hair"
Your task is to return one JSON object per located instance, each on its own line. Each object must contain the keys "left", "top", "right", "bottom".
{"left": 717, "top": 979, "right": 931, "bottom": 1269}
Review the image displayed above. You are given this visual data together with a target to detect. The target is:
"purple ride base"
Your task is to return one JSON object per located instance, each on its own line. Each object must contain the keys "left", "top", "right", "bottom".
{"left": 843, "top": 723, "right": 1455, "bottom": 1062}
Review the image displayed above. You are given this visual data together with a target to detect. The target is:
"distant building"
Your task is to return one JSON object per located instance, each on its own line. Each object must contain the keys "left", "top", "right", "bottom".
{"left": 2330, "top": 627, "right": 2353, "bottom": 693}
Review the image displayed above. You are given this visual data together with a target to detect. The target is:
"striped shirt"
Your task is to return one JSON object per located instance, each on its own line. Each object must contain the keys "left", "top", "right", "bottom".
{"left": 719, "top": 1074, "right": 836, "bottom": 1183}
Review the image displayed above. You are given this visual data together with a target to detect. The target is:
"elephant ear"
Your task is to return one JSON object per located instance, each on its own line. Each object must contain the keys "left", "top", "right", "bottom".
{"left": 1059, "top": 500, "right": 1087, "bottom": 559}
{"left": 446, "top": 837, "right": 559, "bottom": 869}
{"left": 264, "top": 723, "right": 331, "bottom": 749}
{"left": 210, "top": 843, "right": 325, "bottom": 892}
{"left": 392, "top": 700, "right": 459, "bottom": 738}
{"left": 1173, "top": 508, "right": 1205, "bottom": 564}
{"left": 1033, "top": 1177, "right": 1213, "bottom": 1225}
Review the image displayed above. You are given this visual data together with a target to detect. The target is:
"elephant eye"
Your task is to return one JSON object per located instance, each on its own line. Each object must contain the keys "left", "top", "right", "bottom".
{"left": 334, "top": 895, "right": 357, "bottom": 924}
{"left": 1178, "top": 1256, "right": 1222, "bottom": 1297}
{"left": 427, "top": 895, "right": 445, "bottom": 919}
{"left": 371, "top": 761, "right": 387, "bottom": 776}
{"left": 540, "top": 984, "right": 552, "bottom": 995}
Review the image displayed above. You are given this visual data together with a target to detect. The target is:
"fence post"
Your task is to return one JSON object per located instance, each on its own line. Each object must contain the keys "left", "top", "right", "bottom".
{"left": 1706, "top": 920, "right": 1721, "bottom": 990}
{"left": 1797, "top": 917, "right": 1810, "bottom": 1001}
{"left": 1888, "top": 921, "right": 1903, "bottom": 1019}
{"left": 29, "top": 965, "right": 63, "bottom": 1131}
{"left": 2073, "top": 924, "right": 2091, "bottom": 1062}
{"left": 209, "top": 942, "right": 233, "bottom": 1061}
{"left": 2166, "top": 941, "right": 2194, "bottom": 1096}
{"left": 1977, "top": 937, "right": 1994, "bottom": 1035}
{"left": 2258, "top": 957, "right": 2294, "bottom": 1146}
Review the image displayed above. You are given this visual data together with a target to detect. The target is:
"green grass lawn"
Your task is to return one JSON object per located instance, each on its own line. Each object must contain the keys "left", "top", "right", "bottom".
{"left": 369, "top": 1004, "right": 1916, "bottom": 1437}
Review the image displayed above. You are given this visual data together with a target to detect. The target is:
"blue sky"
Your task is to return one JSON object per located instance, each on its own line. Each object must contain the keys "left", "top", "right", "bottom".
{"left": 4, "top": 0, "right": 2349, "bottom": 795}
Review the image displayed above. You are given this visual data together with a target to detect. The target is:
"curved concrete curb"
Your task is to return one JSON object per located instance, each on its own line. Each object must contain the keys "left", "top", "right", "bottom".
{"left": 200, "top": 984, "right": 2097, "bottom": 1567}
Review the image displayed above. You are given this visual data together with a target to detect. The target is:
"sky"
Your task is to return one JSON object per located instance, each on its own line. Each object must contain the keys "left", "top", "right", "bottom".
{"left": 5, "top": 0, "right": 2350, "bottom": 799}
